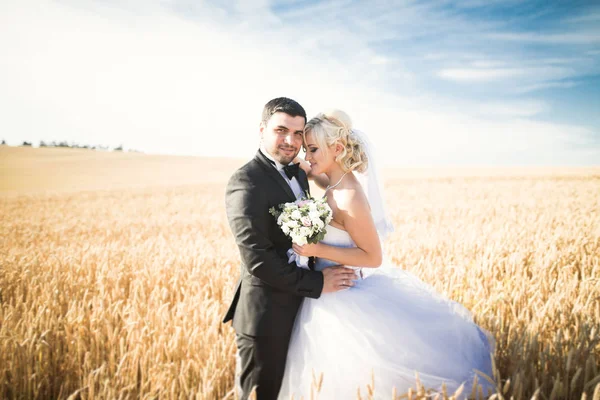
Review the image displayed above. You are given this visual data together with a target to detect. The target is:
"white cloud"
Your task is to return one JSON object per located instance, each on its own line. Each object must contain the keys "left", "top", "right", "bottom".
{"left": 474, "top": 100, "right": 548, "bottom": 118}
{"left": 437, "top": 68, "right": 527, "bottom": 82}
{"left": 469, "top": 60, "right": 506, "bottom": 68}
{"left": 514, "top": 81, "right": 577, "bottom": 94}
{"left": 563, "top": 11, "right": 600, "bottom": 24}
{"left": 488, "top": 32, "right": 600, "bottom": 45}
{"left": 437, "top": 65, "right": 577, "bottom": 84}
{"left": 370, "top": 56, "right": 389, "bottom": 65}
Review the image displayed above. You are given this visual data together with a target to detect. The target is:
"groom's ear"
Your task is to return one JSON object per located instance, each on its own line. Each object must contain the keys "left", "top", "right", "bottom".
{"left": 259, "top": 122, "right": 265, "bottom": 139}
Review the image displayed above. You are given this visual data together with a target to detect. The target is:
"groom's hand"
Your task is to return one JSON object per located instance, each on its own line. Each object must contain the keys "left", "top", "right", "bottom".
{"left": 321, "top": 266, "right": 359, "bottom": 293}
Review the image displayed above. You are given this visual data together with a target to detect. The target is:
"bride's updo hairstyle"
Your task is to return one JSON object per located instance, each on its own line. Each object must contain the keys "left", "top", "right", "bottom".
{"left": 304, "top": 109, "right": 368, "bottom": 173}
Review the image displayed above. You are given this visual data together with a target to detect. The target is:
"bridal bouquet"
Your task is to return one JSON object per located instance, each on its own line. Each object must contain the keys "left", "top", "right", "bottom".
{"left": 269, "top": 195, "right": 333, "bottom": 268}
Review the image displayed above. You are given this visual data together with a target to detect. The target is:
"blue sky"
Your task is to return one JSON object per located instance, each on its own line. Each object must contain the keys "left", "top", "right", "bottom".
{"left": 1, "top": 0, "right": 599, "bottom": 165}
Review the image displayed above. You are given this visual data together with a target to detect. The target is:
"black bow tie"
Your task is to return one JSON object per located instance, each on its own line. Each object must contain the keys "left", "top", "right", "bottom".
{"left": 265, "top": 155, "right": 300, "bottom": 180}
{"left": 283, "top": 163, "right": 300, "bottom": 180}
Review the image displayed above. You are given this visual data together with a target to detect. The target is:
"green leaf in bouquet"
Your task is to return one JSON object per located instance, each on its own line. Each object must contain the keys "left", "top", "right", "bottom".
{"left": 308, "top": 228, "right": 327, "bottom": 244}
{"left": 269, "top": 206, "right": 281, "bottom": 218}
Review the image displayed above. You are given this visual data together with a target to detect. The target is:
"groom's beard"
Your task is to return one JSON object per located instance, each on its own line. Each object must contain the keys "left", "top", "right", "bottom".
{"left": 275, "top": 145, "right": 299, "bottom": 164}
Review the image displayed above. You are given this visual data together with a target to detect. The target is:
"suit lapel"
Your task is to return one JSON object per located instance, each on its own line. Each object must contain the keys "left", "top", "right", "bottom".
{"left": 298, "top": 169, "right": 310, "bottom": 198}
{"left": 255, "top": 150, "right": 296, "bottom": 201}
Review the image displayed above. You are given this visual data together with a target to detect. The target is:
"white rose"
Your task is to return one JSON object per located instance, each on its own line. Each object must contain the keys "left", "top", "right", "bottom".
{"left": 287, "top": 220, "right": 299, "bottom": 229}
{"left": 295, "top": 235, "right": 308, "bottom": 246}
{"left": 282, "top": 224, "right": 290, "bottom": 235}
{"left": 309, "top": 211, "right": 321, "bottom": 221}
{"left": 291, "top": 210, "right": 302, "bottom": 220}
{"left": 299, "top": 227, "right": 311, "bottom": 237}
{"left": 277, "top": 214, "right": 286, "bottom": 225}
{"left": 313, "top": 219, "right": 324, "bottom": 229}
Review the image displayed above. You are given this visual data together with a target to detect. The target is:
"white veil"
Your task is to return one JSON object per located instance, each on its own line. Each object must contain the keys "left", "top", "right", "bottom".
{"left": 351, "top": 129, "right": 395, "bottom": 241}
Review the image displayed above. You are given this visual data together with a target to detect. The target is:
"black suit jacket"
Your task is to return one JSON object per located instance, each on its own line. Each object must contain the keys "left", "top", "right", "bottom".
{"left": 223, "top": 150, "right": 324, "bottom": 337}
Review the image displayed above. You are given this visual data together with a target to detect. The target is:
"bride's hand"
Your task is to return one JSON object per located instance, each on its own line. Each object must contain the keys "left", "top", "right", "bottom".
{"left": 293, "top": 156, "right": 312, "bottom": 176}
{"left": 292, "top": 243, "right": 321, "bottom": 257}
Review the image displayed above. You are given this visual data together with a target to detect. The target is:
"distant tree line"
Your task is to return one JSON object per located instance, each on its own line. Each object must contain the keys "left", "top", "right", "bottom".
{"left": 0, "top": 139, "right": 141, "bottom": 153}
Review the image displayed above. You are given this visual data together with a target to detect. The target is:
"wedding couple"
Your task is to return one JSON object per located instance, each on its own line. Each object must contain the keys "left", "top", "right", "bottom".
{"left": 223, "top": 97, "right": 495, "bottom": 399}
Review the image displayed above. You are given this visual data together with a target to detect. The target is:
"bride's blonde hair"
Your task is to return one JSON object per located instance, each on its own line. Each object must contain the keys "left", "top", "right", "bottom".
{"left": 304, "top": 109, "right": 368, "bottom": 173}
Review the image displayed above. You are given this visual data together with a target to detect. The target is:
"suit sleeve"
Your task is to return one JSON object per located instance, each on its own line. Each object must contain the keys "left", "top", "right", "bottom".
{"left": 226, "top": 169, "right": 324, "bottom": 298}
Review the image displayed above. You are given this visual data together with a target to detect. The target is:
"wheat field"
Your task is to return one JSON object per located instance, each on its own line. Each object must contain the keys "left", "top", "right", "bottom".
{"left": 1, "top": 146, "right": 599, "bottom": 399}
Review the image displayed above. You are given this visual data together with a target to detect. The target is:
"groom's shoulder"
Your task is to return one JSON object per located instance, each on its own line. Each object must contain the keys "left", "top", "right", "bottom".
{"left": 234, "top": 157, "right": 262, "bottom": 176}
{"left": 228, "top": 158, "right": 262, "bottom": 185}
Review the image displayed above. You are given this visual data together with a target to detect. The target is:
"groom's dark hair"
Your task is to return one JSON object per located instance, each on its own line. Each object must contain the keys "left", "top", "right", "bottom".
{"left": 261, "top": 97, "right": 307, "bottom": 125}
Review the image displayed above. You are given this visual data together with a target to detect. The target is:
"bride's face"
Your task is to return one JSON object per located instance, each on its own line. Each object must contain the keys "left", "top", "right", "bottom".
{"left": 304, "top": 132, "right": 338, "bottom": 175}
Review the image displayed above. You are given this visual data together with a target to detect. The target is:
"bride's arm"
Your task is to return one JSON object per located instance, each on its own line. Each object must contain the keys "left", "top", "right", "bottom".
{"left": 294, "top": 188, "right": 383, "bottom": 268}
{"left": 294, "top": 156, "right": 329, "bottom": 190}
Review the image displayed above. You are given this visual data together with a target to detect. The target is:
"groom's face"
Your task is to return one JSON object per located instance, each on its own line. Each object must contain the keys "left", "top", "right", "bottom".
{"left": 260, "top": 112, "right": 305, "bottom": 165}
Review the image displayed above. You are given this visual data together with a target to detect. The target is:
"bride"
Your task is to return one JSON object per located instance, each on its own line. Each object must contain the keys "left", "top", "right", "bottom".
{"left": 277, "top": 110, "right": 495, "bottom": 399}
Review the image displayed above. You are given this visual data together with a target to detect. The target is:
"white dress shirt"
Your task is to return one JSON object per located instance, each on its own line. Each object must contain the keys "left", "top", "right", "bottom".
{"left": 260, "top": 146, "right": 305, "bottom": 199}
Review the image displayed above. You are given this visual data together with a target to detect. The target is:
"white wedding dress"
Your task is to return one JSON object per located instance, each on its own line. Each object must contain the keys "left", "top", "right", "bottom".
{"left": 278, "top": 225, "right": 495, "bottom": 399}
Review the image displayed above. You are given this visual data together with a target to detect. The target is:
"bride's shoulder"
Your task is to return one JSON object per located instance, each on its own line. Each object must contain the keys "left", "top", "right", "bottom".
{"left": 329, "top": 180, "right": 369, "bottom": 214}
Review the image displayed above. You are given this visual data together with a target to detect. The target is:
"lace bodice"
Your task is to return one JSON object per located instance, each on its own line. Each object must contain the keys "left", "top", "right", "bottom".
{"left": 314, "top": 225, "right": 356, "bottom": 271}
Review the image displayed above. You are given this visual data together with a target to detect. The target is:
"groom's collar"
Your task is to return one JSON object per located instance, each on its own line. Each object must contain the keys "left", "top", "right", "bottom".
{"left": 259, "top": 146, "right": 294, "bottom": 171}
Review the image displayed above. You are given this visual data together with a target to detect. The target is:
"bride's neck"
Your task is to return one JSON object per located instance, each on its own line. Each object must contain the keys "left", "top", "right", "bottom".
{"left": 326, "top": 165, "right": 347, "bottom": 188}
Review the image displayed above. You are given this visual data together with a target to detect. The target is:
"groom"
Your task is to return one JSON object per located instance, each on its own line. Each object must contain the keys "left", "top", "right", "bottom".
{"left": 224, "top": 97, "right": 357, "bottom": 399}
